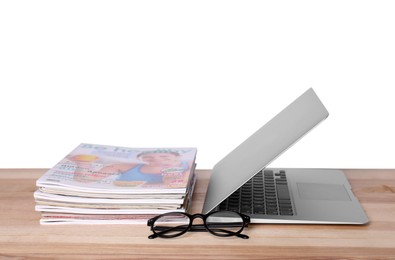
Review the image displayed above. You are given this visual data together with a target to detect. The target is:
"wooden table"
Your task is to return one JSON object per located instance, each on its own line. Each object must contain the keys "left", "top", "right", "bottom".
{"left": 1, "top": 169, "right": 395, "bottom": 259}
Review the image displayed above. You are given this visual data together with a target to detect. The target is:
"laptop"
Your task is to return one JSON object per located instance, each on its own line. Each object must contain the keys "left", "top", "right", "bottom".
{"left": 202, "top": 88, "right": 369, "bottom": 224}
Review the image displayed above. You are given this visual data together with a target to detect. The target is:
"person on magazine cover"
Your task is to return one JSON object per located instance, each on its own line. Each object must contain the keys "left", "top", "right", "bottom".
{"left": 115, "top": 149, "right": 189, "bottom": 184}
{"left": 97, "top": 149, "right": 191, "bottom": 187}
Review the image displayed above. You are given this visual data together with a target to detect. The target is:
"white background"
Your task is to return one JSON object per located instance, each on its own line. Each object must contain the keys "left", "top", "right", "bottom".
{"left": 1, "top": 1, "right": 394, "bottom": 169}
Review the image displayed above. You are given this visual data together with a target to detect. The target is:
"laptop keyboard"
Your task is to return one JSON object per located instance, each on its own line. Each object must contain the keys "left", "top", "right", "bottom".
{"left": 218, "top": 170, "right": 294, "bottom": 216}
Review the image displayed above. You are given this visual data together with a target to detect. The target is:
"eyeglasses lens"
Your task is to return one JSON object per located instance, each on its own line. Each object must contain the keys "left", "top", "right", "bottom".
{"left": 206, "top": 211, "right": 244, "bottom": 236}
{"left": 153, "top": 213, "right": 190, "bottom": 238}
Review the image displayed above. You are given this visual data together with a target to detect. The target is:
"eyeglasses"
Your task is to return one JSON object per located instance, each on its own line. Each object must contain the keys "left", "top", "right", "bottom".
{"left": 147, "top": 211, "right": 250, "bottom": 239}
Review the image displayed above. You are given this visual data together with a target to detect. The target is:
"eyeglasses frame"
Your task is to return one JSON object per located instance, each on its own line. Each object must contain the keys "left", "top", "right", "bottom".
{"left": 147, "top": 210, "right": 250, "bottom": 239}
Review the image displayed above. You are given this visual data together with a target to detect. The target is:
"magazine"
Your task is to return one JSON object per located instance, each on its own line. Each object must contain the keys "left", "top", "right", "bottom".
{"left": 40, "top": 213, "right": 158, "bottom": 225}
{"left": 35, "top": 143, "right": 198, "bottom": 224}
{"left": 34, "top": 190, "right": 186, "bottom": 205}
{"left": 37, "top": 144, "right": 197, "bottom": 194}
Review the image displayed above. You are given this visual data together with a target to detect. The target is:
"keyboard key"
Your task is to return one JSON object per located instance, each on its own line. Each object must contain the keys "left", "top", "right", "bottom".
{"left": 276, "top": 179, "right": 288, "bottom": 184}
{"left": 278, "top": 199, "right": 291, "bottom": 204}
{"left": 267, "top": 210, "right": 278, "bottom": 215}
{"left": 276, "top": 184, "right": 290, "bottom": 200}
{"left": 254, "top": 209, "right": 265, "bottom": 214}
{"left": 264, "top": 170, "right": 274, "bottom": 175}
{"left": 280, "top": 208, "right": 294, "bottom": 215}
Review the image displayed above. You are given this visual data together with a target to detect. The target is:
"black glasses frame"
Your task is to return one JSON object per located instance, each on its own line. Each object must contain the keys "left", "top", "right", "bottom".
{"left": 147, "top": 211, "right": 250, "bottom": 239}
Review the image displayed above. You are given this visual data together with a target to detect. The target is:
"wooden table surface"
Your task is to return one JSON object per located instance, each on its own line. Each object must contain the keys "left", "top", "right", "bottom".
{"left": 1, "top": 169, "right": 395, "bottom": 259}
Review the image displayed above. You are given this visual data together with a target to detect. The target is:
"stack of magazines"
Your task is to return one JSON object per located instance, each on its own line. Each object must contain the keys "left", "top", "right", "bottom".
{"left": 34, "top": 143, "right": 197, "bottom": 224}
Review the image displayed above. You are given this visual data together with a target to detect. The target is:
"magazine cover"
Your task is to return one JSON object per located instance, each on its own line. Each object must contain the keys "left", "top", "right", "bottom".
{"left": 37, "top": 143, "right": 197, "bottom": 194}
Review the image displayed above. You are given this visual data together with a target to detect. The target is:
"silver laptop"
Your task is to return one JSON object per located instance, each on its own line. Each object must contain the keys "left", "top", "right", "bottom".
{"left": 202, "top": 88, "right": 369, "bottom": 224}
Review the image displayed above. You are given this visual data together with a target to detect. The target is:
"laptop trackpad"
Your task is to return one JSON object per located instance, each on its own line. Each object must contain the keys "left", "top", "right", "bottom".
{"left": 297, "top": 183, "right": 351, "bottom": 201}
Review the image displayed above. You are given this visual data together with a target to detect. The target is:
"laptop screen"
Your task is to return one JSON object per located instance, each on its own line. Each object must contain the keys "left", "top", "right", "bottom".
{"left": 202, "top": 88, "right": 329, "bottom": 214}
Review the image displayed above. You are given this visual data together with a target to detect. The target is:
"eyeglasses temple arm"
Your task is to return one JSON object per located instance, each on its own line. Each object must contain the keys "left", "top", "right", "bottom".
{"left": 191, "top": 225, "right": 249, "bottom": 239}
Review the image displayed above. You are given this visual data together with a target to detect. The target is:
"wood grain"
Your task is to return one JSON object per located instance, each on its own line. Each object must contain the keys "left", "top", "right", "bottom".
{"left": 0, "top": 169, "right": 394, "bottom": 259}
